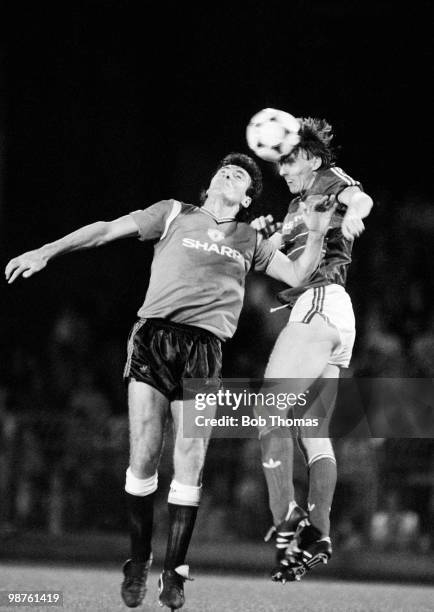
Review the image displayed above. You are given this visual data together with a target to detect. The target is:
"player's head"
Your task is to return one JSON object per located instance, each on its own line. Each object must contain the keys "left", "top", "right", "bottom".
{"left": 278, "top": 118, "right": 335, "bottom": 194}
{"left": 203, "top": 153, "right": 262, "bottom": 219}
{"left": 216, "top": 153, "right": 263, "bottom": 203}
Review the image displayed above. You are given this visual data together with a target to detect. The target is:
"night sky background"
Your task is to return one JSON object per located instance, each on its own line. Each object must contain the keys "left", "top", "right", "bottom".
{"left": 2, "top": 0, "right": 434, "bottom": 350}
{"left": 1, "top": 1, "right": 433, "bottom": 563}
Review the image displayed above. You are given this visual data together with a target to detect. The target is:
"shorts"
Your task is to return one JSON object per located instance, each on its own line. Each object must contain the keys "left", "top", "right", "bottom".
{"left": 123, "top": 318, "right": 222, "bottom": 400}
{"left": 289, "top": 284, "right": 356, "bottom": 367}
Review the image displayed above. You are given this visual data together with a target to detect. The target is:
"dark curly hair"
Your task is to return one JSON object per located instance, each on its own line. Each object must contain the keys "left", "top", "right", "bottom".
{"left": 216, "top": 152, "right": 263, "bottom": 201}
{"left": 199, "top": 152, "right": 263, "bottom": 222}
{"left": 281, "top": 117, "right": 336, "bottom": 168}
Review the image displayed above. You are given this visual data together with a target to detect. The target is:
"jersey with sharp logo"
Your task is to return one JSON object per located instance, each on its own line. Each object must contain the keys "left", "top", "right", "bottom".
{"left": 277, "top": 167, "right": 361, "bottom": 306}
{"left": 130, "top": 199, "right": 276, "bottom": 340}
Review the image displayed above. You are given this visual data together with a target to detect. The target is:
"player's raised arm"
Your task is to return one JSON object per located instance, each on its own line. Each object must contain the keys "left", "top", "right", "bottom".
{"left": 339, "top": 186, "right": 373, "bottom": 240}
{"left": 265, "top": 194, "right": 336, "bottom": 286}
{"left": 5, "top": 214, "right": 139, "bottom": 284}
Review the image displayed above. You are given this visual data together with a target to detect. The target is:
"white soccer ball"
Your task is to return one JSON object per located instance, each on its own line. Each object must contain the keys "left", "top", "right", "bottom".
{"left": 246, "top": 108, "right": 301, "bottom": 162}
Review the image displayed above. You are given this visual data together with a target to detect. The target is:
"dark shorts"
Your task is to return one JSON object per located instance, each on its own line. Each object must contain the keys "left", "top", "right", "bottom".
{"left": 123, "top": 318, "right": 223, "bottom": 401}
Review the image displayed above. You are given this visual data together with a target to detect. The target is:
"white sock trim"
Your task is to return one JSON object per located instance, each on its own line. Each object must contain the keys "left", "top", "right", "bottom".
{"left": 125, "top": 467, "right": 158, "bottom": 496}
{"left": 168, "top": 479, "right": 201, "bottom": 507}
{"left": 308, "top": 453, "right": 336, "bottom": 468}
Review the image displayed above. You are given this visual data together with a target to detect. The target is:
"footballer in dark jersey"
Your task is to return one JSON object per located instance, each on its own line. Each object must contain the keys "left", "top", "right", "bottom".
{"left": 5, "top": 152, "right": 336, "bottom": 610}
{"left": 254, "top": 118, "right": 373, "bottom": 583}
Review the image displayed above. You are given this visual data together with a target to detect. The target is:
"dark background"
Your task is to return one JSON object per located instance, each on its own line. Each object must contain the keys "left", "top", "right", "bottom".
{"left": 1, "top": 0, "right": 433, "bottom": 561}
{"left": 3, "top": 1, "right": 434, "bottom": 334}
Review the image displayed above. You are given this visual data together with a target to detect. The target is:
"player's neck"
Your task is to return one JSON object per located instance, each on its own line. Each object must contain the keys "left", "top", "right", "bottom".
{"left": 295, "top": 173, "right": 318, "bottom": 198}
{"left": 202, "top": 195, "right": 239, "bottom": 220}
{"left": 305, "top": 172, "right": 318, "bottom": 192}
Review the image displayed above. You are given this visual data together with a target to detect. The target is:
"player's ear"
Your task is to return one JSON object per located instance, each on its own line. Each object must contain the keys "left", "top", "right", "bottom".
{"left": 241, "top": 196, "right": 252, "bottom": 209}
{"left": 312, "top": 156, "right": 322, "bottom": 171}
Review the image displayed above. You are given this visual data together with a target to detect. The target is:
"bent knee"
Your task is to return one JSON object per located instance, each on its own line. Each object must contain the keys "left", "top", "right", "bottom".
{"left": 300, "top": 436, "right": 334, "bottom": 460}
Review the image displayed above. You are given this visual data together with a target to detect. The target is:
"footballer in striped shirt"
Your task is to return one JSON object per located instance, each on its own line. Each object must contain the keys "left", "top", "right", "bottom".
{"left": 256, "top": 117, "right": 373, "bottom": 583}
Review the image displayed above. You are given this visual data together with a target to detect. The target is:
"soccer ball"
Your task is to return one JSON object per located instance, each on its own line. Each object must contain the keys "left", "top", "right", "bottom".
{"left": 246, "top": 108, "right": 301, "bottom": 162}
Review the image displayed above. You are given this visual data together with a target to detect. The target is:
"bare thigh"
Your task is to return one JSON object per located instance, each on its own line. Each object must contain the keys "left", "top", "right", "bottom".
{"left": 265, "top": 314, "right": 340, "bottom": 393}
{"left": 128, "top": 380, "right": 169, "bottom": 478}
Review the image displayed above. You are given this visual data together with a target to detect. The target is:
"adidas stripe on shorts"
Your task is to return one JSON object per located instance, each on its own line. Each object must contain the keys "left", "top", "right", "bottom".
{"left": 289, "top": 284, "right": 356, "bottom": 368}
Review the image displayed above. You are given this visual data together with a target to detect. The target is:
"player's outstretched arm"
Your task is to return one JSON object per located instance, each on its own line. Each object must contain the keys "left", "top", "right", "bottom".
{"left": 265, "top": 195, "right": 336, "bottom": 286}
{"left": 339, "top": 187, "right": 373, "bottom": 240}
{"left": 5, "top": 215, "right": 139, "bottom": 284}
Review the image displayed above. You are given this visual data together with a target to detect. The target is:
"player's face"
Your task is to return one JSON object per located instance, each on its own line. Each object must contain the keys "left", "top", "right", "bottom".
{"left": 279, "top": 149, "right": 318, "bottom": 194}
{"left": 208, "top": 165, "right": 252, "bottom": 206}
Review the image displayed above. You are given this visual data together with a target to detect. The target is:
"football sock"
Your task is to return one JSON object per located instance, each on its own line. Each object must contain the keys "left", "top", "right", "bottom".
{"left": 163, "top": 480, "right": 201, "bottom": 570}
{"left": 124, "top": 468, "right": 158, "bottom": 563}
{"left": 126, "top": 492, "right": 155, "bottom": 562}
{"left": 307, "top": 455, "right": 337, "bottom": 537}
{"left": 164, "top": 504, "right": 198, "bottom": 570}
{"left": 260, "top": 431, "right": 295, "bottom": 525}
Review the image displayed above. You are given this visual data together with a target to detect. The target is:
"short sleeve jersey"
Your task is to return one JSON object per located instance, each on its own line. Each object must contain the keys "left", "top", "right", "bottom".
{"left": 130, "top": 199, "right": 276, "bottom": 340}
{"left": 277, "top": 167, "right": 361, "bottom": 305}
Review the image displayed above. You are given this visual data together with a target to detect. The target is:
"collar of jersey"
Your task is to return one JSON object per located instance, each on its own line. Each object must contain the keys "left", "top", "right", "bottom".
{"left": 199, "top": 207, "right": 236, "bottom": 223}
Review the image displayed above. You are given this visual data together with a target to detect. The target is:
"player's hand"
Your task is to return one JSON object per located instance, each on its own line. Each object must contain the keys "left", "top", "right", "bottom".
{"left": 341, "top": 210, "right": 365, "bottom": 240}
{"left": 250, "top": 214, "right": 282, "bottom": 238}
{"left": 5, "top": 250, "right": 48, "bottom": 284}
{"left": 301, "top": 194, "right": 337, "bottom": 235}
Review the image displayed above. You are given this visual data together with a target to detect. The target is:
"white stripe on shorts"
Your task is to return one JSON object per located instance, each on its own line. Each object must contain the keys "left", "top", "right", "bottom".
{"left": 123, "top": 319, "right": 147, "bottom": 378}
{"left": 290, "top": 284, "right": 356, "bottom": 367}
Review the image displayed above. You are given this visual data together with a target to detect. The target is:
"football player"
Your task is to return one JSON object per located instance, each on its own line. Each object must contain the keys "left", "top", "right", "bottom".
{"left": 253, "top": 118, "right": 373, "bottom": 583}
{"left": 5, "top": 152, "right": 336, "bottom": 609}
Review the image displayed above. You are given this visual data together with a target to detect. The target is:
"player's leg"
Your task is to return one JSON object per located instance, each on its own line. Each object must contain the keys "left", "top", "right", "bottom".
{"left": 122, "top": 380, "right": 169, "bottom": 608}
{"left": 296, "top": 365, "right": 339, "bottom": 571}
{"left": 299, "top": 364, "right": 339, "bottom": 537}
{"left": 167, "top": 398, "right": 207, "bottom": 571}
{"left": 260, "top": 315, "right": 339, "bottom": 581}
{"left": 261, "top": 316, "right": 339, "bottom": 523}
{"left": 158, "top": 399, "right": 210, "bottom": 609}
{"left": 127, "top": 380, "right": 169, "bottom": 559}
